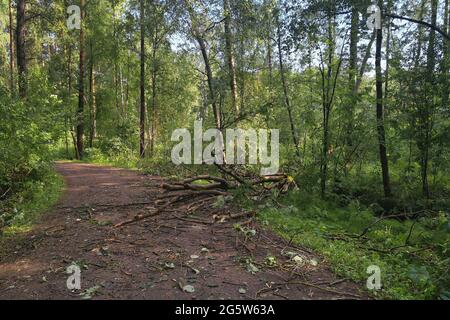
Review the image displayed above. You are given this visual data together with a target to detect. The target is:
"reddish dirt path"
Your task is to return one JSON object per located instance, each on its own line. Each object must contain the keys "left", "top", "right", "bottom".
{"left": 0, "top": 162, "right": 367, "bottom": 300}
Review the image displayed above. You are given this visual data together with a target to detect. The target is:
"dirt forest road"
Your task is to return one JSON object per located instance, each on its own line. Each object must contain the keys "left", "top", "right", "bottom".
{"left": 0, "top": 162, "right": 367, "bottom": 300}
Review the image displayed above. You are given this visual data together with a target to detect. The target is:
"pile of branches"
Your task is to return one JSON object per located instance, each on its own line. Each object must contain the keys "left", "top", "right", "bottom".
{"left": 114, "top": 165, "right": 297, "bottom": 228}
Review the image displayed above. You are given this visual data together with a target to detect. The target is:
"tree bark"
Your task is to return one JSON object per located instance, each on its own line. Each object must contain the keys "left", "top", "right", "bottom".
{"left": 224, "top": 0, "right": 239, "bottom": 115}
{"left": 345, "top": 6, "right": 359, "bottom": 158}
{"left": 442, "top": 0, "right": 449, "bottom": 112}
{"left": 112, "top": 0, "right": 121, "bottom": 117}
{"left": 139, "top": 0, "right": 146, "bottom": 158}
{"left": 197, "top": 34, "right": 222, "bottom": 130}
{"left": 320, "top": 12, "right": 336, "bottom": 198}
{"left": 276, "top": 11, "right": 300, "bottom": 158}
{"left": 413, "top": 0, "right": 428, "bottom": 70}
{"left": 375, "top": 2, "right": 392, "bottom": 198}
{"left": 89, "top": 41, "right": 96, "bottom": 148}
{"left": 384, "top": 0, "right": 393, "bottom": 110}
{"left": 355, "top": 31, "right": 376, "bottom": 93}
{"left": 16, "top": 0, "right": 27, "bottom": 97}
{"left": 420, "top": 0, "right": 438, "bottom": 198}
{"left": 8, "top": 0, "right": 15, "bottom": 93}
{"left": 66, "top": 42, "right": 73, "bottom": 158}
{"left": 76, "top": 0, "right": 85, "bottom": 159}
{"left": 150, "top": 27, "right": 158, "bottom": 154}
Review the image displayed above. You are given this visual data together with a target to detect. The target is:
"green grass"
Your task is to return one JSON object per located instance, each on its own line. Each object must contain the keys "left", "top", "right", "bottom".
{"left": 249, "top": 191, "right": 449, "bottom": 300}
{"left": 0, "top": 167, "right": 64, "bottom": 238}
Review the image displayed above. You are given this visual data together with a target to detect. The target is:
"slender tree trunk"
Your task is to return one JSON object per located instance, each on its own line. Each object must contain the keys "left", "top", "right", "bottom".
{"left": 8, "top": 0, "right": 15, "bottom": 93}
{"left": 16, "top": 0, "right": 27, "bottom": 97}
{"left": 76, "top": 0, "right": 85, "bottom": 159}
{"left": 384, "top": 0, "right": 393, "bottom": 108}
{"left": 120, "top": 67, "right": 124, "bottom": 114}
{"left": 421, "top": 0, "right": 438, "bottom": 198}
{"left": 408, "top": 0, "right": 426, "bottom": 177}
{"left": 344, "top": 5, "right": 359, "bottom": 171}
{"left": 320, "top": 13, "right": 335, "bottom": 198}
{"left": 126, "top": 50, "right": 130, "bottom": 114}
{"left": 65, "top": 44, "right": 72, "bottom": 158}
{"left": 224, "top": 0, "right": 239, "bottom": 115}
{"left": 139, "top": 0, "right": 146, "bottom": 158}
{"left": 442, "top": 0, "right": 449, "bottom": 111}
{"left": 355, "top": 31, "right": 376, "bottom": 93}
{"left": 150, "top": 28, "right": 158, "bottom": 154}
{"left": 276, "top": 13, "right": 300, "bottom": 158}
{"left": 89, "top": 41, "right": 96, "bottom": 148}
{"left": 375, "top": 3, "right": 392, "bottom": 198}
{"left": 112, "top": 0, "right": 121, "bottom": 117}
{"left": 267, "top": 15, "right": 273, "bottom": 94}
{"left": 68, "top": 45, "right": 72, "bottom": 96}
{"left": 238, "top": 35, "right": 245, "bottom": 112}
{"left": 197, "top": 34, "right": 221, "bottom": 130}
{"left": 346, "top": 6, "right": 358, "bottom": 143}
{"left": 414, "top": 0, "right": 427, "bottom": 70}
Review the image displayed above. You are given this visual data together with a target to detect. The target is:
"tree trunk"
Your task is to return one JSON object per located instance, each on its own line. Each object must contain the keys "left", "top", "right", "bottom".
{"left": 344, "top": 5, "right": 359, "bottom": 169}
{"left": 276, "top": 12, "right": 300, "bottom": 158}
{"left": 421, "top": 0, "right": 438, "bottom": 198}
{"left": 442, "top": 0, "right": 449, "bottom": 112}
{"left": 267, "top": 25, "right": 273, "bottom": 96}
{"left": 197, "top": 34, "right": 222, "bottom": 130}
{"left": 16, "top": 0, "right": 27, "bottom": 97}
{"left": 139, "top": 0, "right": 146, "bottom": 158}
{"left": 384, "top": 0, "right": 393, "bottom": 108}
{"left": 413, "top": 0, "right": 427, "bottom": 70}
{"left": 320, "top": 13, "right": 336, "bottom": 198}
{"left": 375, "top": 3, "right": 392, "bottom": 198}
{"left": 76, "top": 0, "right": 85, "bottom": 159}
{"left": 150, "top": 28, "right": 158, "bottom": 154}
{"left": 355, "top": 31, "right": 376, "bottom": 93}
{"left": 67, "top": 43, "right": 73, "bottom": 158}
{"left": 346, "top": 5, "right": 358, "bottom": 140}
{"left": 8, "top": 0, "right": 15, "bottom": 93}
{"left": 224, "top": 0, "right": 239, "bottom": 115}
{"left": 112, "top": 0, "right": 121, "bottom": 118}
{"left": 126, "top": 50, "right": 130, "bottom": 114}
{"left": 89, "top": 41, "right": 96, "bottom": 148}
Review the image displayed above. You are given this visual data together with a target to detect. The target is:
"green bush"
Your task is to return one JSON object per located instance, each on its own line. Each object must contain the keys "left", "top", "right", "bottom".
{"left": 0, "top": 73, "right": 64, "bottom": 227}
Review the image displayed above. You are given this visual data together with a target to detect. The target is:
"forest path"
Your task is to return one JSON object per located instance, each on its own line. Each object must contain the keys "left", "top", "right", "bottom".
{"left": 0, "top": 162, "right": 367, "bottom": 300}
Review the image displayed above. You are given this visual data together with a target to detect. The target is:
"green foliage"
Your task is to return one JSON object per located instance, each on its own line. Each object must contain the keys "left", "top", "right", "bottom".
{"left": 0, "top": 71, "right": 65, "bottom": 221}
{"left": 0, "top": 167, "right": 63, "bottom": 236}
{"left": 256, "top": 191, "right": 450, "bottom": 299}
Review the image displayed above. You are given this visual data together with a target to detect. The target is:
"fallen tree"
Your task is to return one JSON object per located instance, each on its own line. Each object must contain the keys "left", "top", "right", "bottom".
{"left": 113, "top": 165, "right": 297, "bottom": 228}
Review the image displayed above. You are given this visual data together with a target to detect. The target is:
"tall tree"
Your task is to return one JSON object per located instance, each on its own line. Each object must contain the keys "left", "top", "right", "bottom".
{"left": 419, "top": 0, "right": 438, "bottom": 197}
{"left": 384, "top": 0, "right": 393, "bottom": 106}
{"left": 89, "top": 40, "right": 96, "bottom": 148}
{"left": 375, "top": 0, "right": 392, "bottom": 198}
{"left": 16, "top": 0, "right": 27, "bottom": 97}
{"left": 442, "top": 0, "right": 449, "bottom": 111}
{"left": 186, "top": 0, "right": 222, "bottom": 130}
{"left": 318, "top": 6, "right": 343, "bottom": 198}
{"left": 346, "top": 3, "right": 359, "bottom": 148}
{"left": 76, "top": 0, "right": 85, "bottom": 159}
{"left": 275, "top": 8, "right": 300, "bottom": 159}
{"left": 224, "top": 0, "right": 239, "bottom": 115}
{"left": 8, "top": 0, "right": 15, "bottom": 93}
{"left": 150, "top": 23, "right": 158, "bottom": 154}
{"left": 139, "top": 0, "right": 146, "bottom": 158}
{"left": 197, "top": 33, "right": 221, "bottom": 130}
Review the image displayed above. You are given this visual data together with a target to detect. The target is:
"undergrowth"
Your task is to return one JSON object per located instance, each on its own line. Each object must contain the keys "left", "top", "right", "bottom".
{"left": 0, "top": 167, "right": 64, "bottom": 239}
{"left": 248, "top": 191, "right": 450, "bottom": 300}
